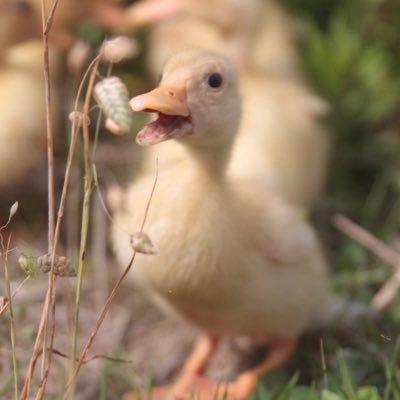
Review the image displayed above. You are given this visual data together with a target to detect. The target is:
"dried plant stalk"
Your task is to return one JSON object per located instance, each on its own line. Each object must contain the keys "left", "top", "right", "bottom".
{"left": 20, "top": 54, "right": 101, "bottom": 400}
{"left": 63, "top": 164, "right": 159, "bottom": 399}
{"left": 3, "top": 235, "right": 18, "bottom": 400}
{"left": 333, "top": 214, "right": 400, "bottom": 313}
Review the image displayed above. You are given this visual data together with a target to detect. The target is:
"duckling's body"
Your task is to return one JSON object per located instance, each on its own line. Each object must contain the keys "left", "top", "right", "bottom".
{"left": 113, "top": 159, "right": 330, "bottom": 340}
{"left": 112, "top": 50, "right": 333, "bottom": 399}
{"left": 0, "top": 40, "right": 60, "bottom": 189}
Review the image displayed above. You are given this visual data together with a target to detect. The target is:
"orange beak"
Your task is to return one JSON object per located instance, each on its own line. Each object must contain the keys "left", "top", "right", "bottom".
{"left": 130, "top": 84, "right": 189, "bottom": 116}
{"left": 121, "top": 0, "right": 184, "bottom": 31}
{"left": 130, "top": 84, "right": 193, "bottom": 146}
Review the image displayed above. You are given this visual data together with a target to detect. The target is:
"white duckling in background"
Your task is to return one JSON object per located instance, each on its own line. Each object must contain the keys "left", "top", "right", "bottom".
{"left": 112, "top": 49, "right": 334, "bottom": 400}
{"left": 0, "top": 0, "right": 41, "bottom": 53}
{"left": 0, "top": 39, "right": 61, "bottom": 191}
{"left": 121, "top": 0, "right": 331, "bottom": 209}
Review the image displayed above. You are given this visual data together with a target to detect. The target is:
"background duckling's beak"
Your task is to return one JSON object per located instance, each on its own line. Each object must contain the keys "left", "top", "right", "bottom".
{"left": 121, "top": 0, "right": 184, "bottom": 31}
{"left": 130, "top": 85, "right": 193, "bottom": 146}
{"left": 130, "top": 85, "right": 189, "bottom": 116}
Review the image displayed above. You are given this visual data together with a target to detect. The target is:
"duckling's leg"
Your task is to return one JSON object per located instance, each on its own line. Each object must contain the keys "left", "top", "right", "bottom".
{"left": 170, "top": 338, "right": 297, "bottom": 400}
{"left": 123, "top": 335, "right": 218, "bottom": 400}
{"left": 169, "top": 334, "right": 219, "bottom": 399}
{"left": 228, "top": 338, "right": 297, "bottom": 400}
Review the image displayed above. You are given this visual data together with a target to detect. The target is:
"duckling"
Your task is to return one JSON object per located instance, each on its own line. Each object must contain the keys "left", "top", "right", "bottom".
{"left": 123, "top": 0, "right": 300, "bottom": 78}
{"left": 124, "top": 0, "right": 330, "bottom": 208}
{"left": 0, "top": 40, "right": 60, "bottom": 190}
{"left": 112, "top": 50, "right": 333, "bottom": 400}
{"left": 0, "top": 0, "right": 41, "bottom": 53}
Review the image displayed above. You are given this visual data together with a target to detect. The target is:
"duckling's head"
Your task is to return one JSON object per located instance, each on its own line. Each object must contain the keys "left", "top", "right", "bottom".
{"left": 130, "top": 49, "right": 241, "bottom": 150}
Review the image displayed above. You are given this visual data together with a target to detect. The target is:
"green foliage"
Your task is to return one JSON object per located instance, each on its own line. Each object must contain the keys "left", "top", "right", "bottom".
{"left": 283, "top": 0, "right": 400, "bottom": 237}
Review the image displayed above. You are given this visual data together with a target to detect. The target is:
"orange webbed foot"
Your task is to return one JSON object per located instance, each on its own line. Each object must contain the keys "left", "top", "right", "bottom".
{"left": 124, "top": 338, "right": 297, "bottom": 400}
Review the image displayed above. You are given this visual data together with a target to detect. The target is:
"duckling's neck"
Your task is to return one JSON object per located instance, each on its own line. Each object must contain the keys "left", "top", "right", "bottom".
{"left": 183, "top": 142, "right": 233, "bottom": 180}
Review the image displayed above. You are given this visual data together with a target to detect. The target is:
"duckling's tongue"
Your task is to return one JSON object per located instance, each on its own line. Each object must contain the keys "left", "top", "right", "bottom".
{"left": 136, "top": 113, "right": 192, "bottom": 146}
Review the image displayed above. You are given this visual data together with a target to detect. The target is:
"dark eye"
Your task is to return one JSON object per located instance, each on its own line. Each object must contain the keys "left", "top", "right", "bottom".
{"left": 207, "top": 73, "right": 223, "bottom": 88}
{"left": 12, "top": 0, "right": 32, "bottom": 13}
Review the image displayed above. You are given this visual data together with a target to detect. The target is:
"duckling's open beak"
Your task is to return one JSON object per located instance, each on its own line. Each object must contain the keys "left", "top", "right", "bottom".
{"left": 130, "top": 85, "right": 193, "bottom": 146}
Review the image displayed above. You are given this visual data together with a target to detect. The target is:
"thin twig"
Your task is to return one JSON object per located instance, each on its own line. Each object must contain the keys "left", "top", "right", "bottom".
{"left": 40, "top": 54, "right": 101, "bottom": 399}
{"left": 333, "top": 214, "right": 400, "bottom": 268}
{"left": 41, "top": 0, "right": 58, "bottom": 255}
{"left": 371, "top": 269, "right": 400, "bottom": 312}
{"left": 20, "top": 55, "right": 101, "bottom": 400}
{"left": 333, "top": 214, "right": 400, "bottom": 312}
{"left": 39, "top": 0, "right": 59, "bottom": 386}
{"left": 63, "top": 163, "right": 159, "bottom": 399}
{"left": 0, "top": 276, "right": 30, "bottom": 318}
{"left": 35, "top": 112, "right": 83, "bottom": 400}
{"left": 3, "top": 235, "right": 18, "bottom": 400}
{"left": 69, "top": 55, "right": 101, "bottom": 396}
{"left": 51, "top": 348, "right": 132, "bottom": 364}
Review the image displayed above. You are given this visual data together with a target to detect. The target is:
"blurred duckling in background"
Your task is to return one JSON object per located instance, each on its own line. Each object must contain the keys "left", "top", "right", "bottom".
{"left": 138, "top": 0, "right": 301, "bottom": 78}
{"left": 0, "top": 40, "right": 61, "bottom": 190}
{"left": 1, "top": 0, "right": 132, "bottom": 50}
{"left": 0, "top": 0, "right": 41, "bottom": 53}
{"left": 122, "top": 0, "right": 331, "bottom": 208}
{"left": 112, "top": 50, "right": 334, "bottom": 400}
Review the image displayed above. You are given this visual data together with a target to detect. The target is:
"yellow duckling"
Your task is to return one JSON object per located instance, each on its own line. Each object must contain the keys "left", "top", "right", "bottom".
{"left": 123, "top": 0, "right": 330, "bottom": 208}
{"left": 112, "top": 50, "right": 333, "bottom": 400}
{"left": 139, "top": 0, "right": 301, "bottom": 78}
{"left": 0, "top": 0, "right": 41, "bottom": 53}
{"left": 0, "top": 40, "right": 60, "bottom": 189}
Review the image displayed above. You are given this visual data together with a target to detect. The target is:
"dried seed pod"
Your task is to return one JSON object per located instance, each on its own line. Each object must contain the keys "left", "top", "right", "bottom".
{"left": 9, "top": 201, "right": 18, "bottom": 218}
{"left": 101, "top": 36, "right": 139, "bottom": 63}
{"left": 130, "top": 232, "right": 157, "bottom": 255}
{"left": 68, "top": 40, "right": 91, "bottom": 73}
{"left": 94, "top": 77, "right": 134, "bottom": 136}
{"left": 19, "top": 253, "right": 41, "bottom": 277}
{"left": 38, "top": 254, "right": 76, "bottom": 277}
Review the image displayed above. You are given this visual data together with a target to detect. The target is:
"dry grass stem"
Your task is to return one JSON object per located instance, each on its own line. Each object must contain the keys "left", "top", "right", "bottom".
{"left": 63, "top": 163, "right": 159, "bottom": 399}
{"left": 371, "top": 269, "right": 400, "bottom": 312}
{"left": 333, "top": 215, "right": 400, "bottom": 268}
{"left": 20, "top": 55, "right": 101, "bottom": 400}
{"left": 69, "top": 56, "right": 102, "bottom": 397}
{"left": 38, "top": 0, "right": 59, "bottom": 390}
{"left": 0, "top": 276, "right": 30, "bottom": 318}
{"left": 3, "top": 234, "right": 19, "bottom": 400}
{"left": 333, "top": 214, "right": 400, "bottom": 312}
{"left": 50, "top": 348, "right": 132, "bottom": 364}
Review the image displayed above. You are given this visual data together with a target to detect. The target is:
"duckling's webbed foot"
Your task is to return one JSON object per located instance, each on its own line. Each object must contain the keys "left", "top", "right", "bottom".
{"left": 123, "top": 335, "right": 218, "bottom": 400}
{"left": 124, "top": 338, "right": 296, "bottom": 400}
{"left": 227, "top": 338, "right": 298, "bottom": 400}
{"left": 169, "top": 334, "right": 219, "bottom": 399}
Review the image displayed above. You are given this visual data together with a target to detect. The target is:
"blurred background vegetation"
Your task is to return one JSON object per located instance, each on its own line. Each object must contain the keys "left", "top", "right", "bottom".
{"left": 280, "top": 0, "right": 400, "bottom": 314}
{"left": 285, "top": 0, "right": 400, "bottom": 234}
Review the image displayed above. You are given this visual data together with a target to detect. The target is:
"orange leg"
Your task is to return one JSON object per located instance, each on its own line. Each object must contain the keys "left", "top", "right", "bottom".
{"left": 171, "top": 337, "right": 297, "bottom": 400}
{"left": 227, "top": 338, "right": 298, "bottom": 400}
{"left": 125, "top": 337, "right": 297, "bottom": 400}
{"left": 168, "top": 334, "right": 219, "bottom": 399}
{"left": 124, "top": 334, "right": 218, "bottom": 400}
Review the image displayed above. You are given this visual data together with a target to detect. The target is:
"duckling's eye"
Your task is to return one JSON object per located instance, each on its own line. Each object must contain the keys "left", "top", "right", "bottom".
{"left": 207, "top": 73, "right": 223, "bottom": 89}
{"left": 12, "top": 0, "right": 32, "bottom": 13}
